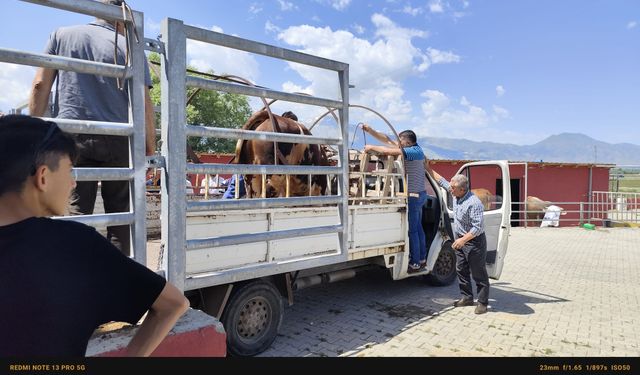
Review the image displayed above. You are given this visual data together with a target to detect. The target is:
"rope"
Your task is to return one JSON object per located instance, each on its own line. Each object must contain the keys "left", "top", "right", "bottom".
{"left": 350, "top": 122, "right": 368, "bottom": 150}
{"left": 114, "top": 1, "right": 139, "bottom": 90}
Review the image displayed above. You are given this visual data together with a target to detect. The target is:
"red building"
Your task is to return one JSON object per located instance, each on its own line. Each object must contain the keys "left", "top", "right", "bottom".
{"left": 428, "top": 160, "right": 614, "bottom": 227}
{"left": 186, "top": 153, "right": 235, "bottom": 194}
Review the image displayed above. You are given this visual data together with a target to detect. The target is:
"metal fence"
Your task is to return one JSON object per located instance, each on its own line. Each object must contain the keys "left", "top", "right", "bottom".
{"left": 509, "top": 191, "right": 640, "bottom": 227}
{"left": 1, "top": 0, "right": 149, "bottom": 265}
{"left": 590, "top": 191, "right": 640, "bottom": 224}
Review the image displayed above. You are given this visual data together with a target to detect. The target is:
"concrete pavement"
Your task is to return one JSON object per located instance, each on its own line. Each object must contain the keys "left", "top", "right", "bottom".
{"left": 259, "top": 227, "right": 640, "bottom": 357}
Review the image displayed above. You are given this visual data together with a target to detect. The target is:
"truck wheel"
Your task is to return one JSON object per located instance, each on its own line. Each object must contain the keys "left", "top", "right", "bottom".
{"left": 426, "top": 242, "right": 457, "bottom": 286}
{"left": 221, "top": 280, "right": 284, "bottom": 357}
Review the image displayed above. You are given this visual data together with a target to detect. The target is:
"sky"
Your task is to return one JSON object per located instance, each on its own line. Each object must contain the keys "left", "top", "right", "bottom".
{"left": 1, "top": 0, "right": 639, "bottom": 145}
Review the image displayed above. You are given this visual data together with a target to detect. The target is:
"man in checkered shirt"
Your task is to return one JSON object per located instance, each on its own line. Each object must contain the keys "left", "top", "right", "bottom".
{"left": 428, "top": 169, "right": 489, "bottom": 315}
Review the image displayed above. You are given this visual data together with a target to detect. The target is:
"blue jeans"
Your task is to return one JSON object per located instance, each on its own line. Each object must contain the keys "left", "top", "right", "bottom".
{"left": 408, "top": 191, "right": 427, "bottom": 265}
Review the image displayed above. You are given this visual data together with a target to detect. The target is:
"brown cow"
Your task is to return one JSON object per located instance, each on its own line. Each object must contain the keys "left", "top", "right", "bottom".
{"left": 525, "top": 196, "right": 565, "bottom": 226}
{"left": 471, "top": 188, "right": 494, "bottom": 211}
{"left": 235, "top": 110, "right": 329, "bottom": 198}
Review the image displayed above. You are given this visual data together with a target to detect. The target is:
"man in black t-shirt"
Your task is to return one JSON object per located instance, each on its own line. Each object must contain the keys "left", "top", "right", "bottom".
{"left": 0, "top": 115, "right": 189, "bottom": 357}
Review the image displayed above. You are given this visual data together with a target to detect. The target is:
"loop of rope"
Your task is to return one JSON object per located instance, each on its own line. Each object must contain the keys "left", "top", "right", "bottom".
{"left": 350, "top": 122, "right": 368, "bottom": 150}
{"left": 114, "top": 1, "right": 139, "bottom": 90}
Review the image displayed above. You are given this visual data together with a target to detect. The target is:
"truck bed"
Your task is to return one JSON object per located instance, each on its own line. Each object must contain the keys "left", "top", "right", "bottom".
{"left": 185, "top": 203, "right": 406, "bottom": 282}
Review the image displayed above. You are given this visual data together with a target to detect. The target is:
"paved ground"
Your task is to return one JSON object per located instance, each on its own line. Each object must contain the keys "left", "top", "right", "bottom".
{"left": 256, "top": 227, "right": 640, "bottom": 357}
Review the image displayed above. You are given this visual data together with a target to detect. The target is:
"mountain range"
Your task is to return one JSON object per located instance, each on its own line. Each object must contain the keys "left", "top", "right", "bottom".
{"left": 419, "top": 133, "right": 640, "bottom": 165}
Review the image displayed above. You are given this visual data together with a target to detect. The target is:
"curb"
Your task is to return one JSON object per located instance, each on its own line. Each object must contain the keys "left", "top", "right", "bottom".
{"left": 86, "top": 308, "right": 226, "bottom": 357}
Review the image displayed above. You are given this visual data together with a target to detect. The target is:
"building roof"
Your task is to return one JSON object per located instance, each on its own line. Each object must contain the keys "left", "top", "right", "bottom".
{"left": 196, "top": 153, "right": 616, "bottom": 169}
{"left": 428, "top": 159, "right": 615, "bottom": 168}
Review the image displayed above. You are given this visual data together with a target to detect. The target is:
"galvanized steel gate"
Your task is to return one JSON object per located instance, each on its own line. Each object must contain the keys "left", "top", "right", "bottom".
{"left": 157, "top": 18, "right": 350, "bottom": 292}
{"left": 0, "top": 0, "right": 150, "bottom": 266}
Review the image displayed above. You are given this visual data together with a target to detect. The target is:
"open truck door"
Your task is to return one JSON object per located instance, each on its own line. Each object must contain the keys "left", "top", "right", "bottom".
{"left": 450, "top": 161, "right": 511, "bottom": 279}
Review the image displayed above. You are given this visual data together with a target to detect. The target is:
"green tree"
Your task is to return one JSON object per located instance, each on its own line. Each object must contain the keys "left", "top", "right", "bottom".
{"left": 147, "top": 52, "right": 252, "bottom": 153}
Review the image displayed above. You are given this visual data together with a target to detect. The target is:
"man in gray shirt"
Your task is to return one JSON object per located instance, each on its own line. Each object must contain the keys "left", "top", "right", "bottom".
{"left": 429, "top": 169, "right": 489, "bottom": 314}
{"left": 29, "top": 0, "right": 156, "bottom": 256}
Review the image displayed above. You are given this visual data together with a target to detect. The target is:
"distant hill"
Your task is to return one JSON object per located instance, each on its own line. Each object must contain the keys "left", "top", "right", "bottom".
{"left": 419, "top": 133, "right": 640, "bottom": 165}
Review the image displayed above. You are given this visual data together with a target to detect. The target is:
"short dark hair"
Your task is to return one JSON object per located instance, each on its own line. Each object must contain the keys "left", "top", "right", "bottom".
{"left": 281, "top": 111, "right": 298, "bottom": 121}
{"left": 399, "top": 130, "right": 417, "bottom": 144}
{"left": 0, "top": 115, "right": 77, "bottom": 196}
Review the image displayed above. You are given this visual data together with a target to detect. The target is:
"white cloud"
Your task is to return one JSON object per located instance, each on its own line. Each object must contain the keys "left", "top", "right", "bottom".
{"left": 373, "top": 13, "right": 427, "bottom": 40}
{"left": 492, "top": 105, "right": 510, "bottom": 120}
{"left": 414, "top": 90, "right": 517, "bottom": 142}
{"left": 417, "top": 90, "right": 512, "bottom": 140}
{"left": 0, "top": 63, "right": 35, "bottom": 113}
{"left": 453, "top": 11, "right": 467, "bottom": 19}
{"left": 402, "top": 5, "right": 424, "bottom": 16}
{"left": 277, "top": 0, "right": 297, "bottom": 11}
{"left": 426, "top": 0, "right": 469, "bottom": 19}
{"left": 421, "top": 90, "right": 450, "bottom": 117}
{"left": 426, "top": 47, "right": 461, "bottom": 64}
{"left": 328, "top": 0, "right": 351, "bottom": 11}
{"left": 496, "top": 85, "right": 505, "bottom": 97}
{"left": 265, "top": 20, "right": 281, "bottom": 33}
{"left": 277, "top": 14, "right": 458, "bottom": 123}
{"left": 249, "top": 3, "right": 263, "bottom": 14}
{"left": 186, "top": 26, "right": 260, "bottom": 82}
{"left": 282, "top": 81, "right": 312, "bottom": 95}
{"left": 429, "top": 0, "right": 444, "bottom": 13}
{"left": 627, "top": 21, "right": 637, "bottom": 30}
{"left": 359, "top": 79, "right": 414, "bottom": 121}
{"left": 352, "top": 23, "right": 365, "bottom": 34}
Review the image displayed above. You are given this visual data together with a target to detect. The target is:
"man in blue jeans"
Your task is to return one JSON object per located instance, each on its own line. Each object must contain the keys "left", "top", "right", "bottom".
{"left": 361, "top": 124, "right": 427, "bottom": 273}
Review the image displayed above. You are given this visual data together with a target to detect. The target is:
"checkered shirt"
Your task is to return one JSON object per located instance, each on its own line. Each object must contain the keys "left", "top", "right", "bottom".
{"left": 438, "top": 177, "right": 485, "bottom": 239}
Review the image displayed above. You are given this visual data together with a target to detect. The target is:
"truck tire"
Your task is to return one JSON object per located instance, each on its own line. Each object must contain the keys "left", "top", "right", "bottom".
{"left": 221, "top": 280, "right": 284, "bottom": 357}
{"left": 426, "top": 242, "right": 457, "bottom": 286}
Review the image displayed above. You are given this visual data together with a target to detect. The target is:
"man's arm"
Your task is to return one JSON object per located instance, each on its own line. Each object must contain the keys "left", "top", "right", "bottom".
{"left": 124, "top": 282, "right": 189, "bottom": 356}
{"left": 452, "top": 231, "right": 476, "bottom": 250}
{"left": 428, "top": 166, "right": 451, "bottom": 190}
{"left": 144, "top": 87, "right": 157, "bottom": 156}
{"left": 426, "top": 162, "right": 441, "bottom": 181}
{"left": 364, "top": 144, "right": 402, "bottom": 156}
{"left": 361, "top": 123, "right": 399, "bottom": 147}
{"left": 29, "top": 68, "right": 57, "bottom": 116}
{"left": 451, "top": 203, "right": 484, "bottom": 250}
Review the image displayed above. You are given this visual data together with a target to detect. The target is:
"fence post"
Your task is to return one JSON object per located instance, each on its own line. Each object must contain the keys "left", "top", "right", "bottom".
{"left": 338, "top": 64, "right": 350, "bottom": 258}
{"left": 129, "top": 9, "right": 148, "bottom": 267}
{"left": 160, "top": 18, "right": 187, "bottom": 292}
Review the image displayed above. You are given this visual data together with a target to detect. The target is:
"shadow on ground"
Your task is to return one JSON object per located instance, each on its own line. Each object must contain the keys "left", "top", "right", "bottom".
{"left": 490, "top": 282, "right": 569, "bottom": 315}
{"left": 259, "top": 268, "right": 570, "bottom": 357}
